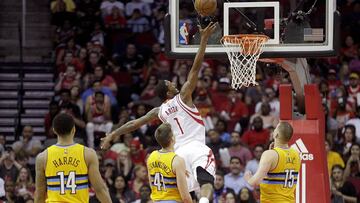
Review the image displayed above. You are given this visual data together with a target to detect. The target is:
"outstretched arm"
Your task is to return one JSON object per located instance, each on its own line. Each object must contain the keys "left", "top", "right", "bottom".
{"left": 101, "top": 107, "right": 159, "bottom": 149}
{"left": 244, "top": 150, "right": 278, "bottom": 186}
{"left": 180, "top": 22, "right": 217, "bottom": 105}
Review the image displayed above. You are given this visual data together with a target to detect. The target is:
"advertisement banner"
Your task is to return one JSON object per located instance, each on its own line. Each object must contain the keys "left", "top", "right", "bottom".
{"left": 279, "top": 84, "right": 330, "bottom": 203}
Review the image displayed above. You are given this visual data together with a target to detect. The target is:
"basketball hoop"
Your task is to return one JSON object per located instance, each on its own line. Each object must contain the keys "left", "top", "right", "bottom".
{"left": 220, "top": 34, "right": 269, "bottom": 89}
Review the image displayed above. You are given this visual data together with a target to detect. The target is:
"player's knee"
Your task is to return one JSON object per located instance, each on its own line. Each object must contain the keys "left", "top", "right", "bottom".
{"left": 105, "top": 122, "right": 113, "bottom": 132}
{"left": 86, "top": 122, "right": 94, "bottom": 131}
{"left": 196, "top": 167, "right": 215, "bottom": 187}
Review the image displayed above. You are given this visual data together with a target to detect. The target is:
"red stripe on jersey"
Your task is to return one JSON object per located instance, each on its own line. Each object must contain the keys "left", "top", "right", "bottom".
{"left": 176, "top": 95, "right": 201, "bottom": 116}
{"left": 176, "top": 97, "right": 204, "bottom": 126}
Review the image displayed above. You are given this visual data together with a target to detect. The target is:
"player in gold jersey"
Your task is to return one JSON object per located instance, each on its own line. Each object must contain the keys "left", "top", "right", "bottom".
{"left": 147, "top": 123, "right": 192, "bottom": 203}
{"left": 34, "top": 113, "right": 112, "bottom": 203}
{"left": 245, "top": 121, "right": 300, "bottom": 203}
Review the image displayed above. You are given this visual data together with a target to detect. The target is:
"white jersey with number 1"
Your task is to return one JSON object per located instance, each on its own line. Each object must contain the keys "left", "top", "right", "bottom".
{"left": 158, "top": 94, "right": 206, "bottom": 151}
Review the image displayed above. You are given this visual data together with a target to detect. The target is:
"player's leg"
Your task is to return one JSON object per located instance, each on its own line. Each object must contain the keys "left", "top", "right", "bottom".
{"left": 196, "top": 167, "right": 214, "bottom": 203}
{"left": 86, "top": 122, "right": 95, "bottom": 148}
{"left": 192, "top": 145, "right": 216, "bottom": 203}
{"left": 175, "top": 145, "right": 199, "bottom": 192}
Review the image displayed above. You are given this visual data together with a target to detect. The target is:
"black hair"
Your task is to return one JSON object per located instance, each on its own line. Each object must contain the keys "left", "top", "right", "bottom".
{"left": 89, "top": 51, "right": 99, "bottom": 57}
{"left": 155, "top": 80, "right": 168, "bottom": 101}
{"left": 59, "top": 88, "right": 71, "bottom": 95}
{"left": 332, "top": 164, "right": 344, "bottom": 172}
{"left": 92, "top": 79, "right": 102, "bottom": 87}
{"left": 215, "top": 169, "right": 225, "bottom": 177}
{"left": 49, "top": 100, "right": 59, "bottom": 107}
{"left": 254, "top": 144, "right": 265, "bottom": 150}
{"left": 230, "top": 156, "right": 243, "bottom": 165}
{"left": 133, "top": 8, "right": 141, "bottom": 14}
{"left": 94, "top": 91, "right": 105, "bottom": 98}
{"left": 239, "top": 187, "right": 256, "bottom": 203}
{"left": 350, "top": 143, "right": 360, "bottom": 154}
{"left": 111, "top": 174, "right": 129, "bottom": 194}
{"left": 52, "top": 113, "right": 75, "bottom": 137}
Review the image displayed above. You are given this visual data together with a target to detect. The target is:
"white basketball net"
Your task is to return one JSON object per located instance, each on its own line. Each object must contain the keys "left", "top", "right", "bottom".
{"left": 221, "top": 35, "right": 268, "bottom": 89}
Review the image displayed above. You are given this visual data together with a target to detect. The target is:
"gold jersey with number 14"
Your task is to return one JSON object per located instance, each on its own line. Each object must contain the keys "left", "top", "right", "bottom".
{"left": 260, "top": 147, "right": 301, "bottom": 203}
{"left": 45, "top": 143, "right": 89, "bottom": 203}
{"left": 147, "top": 150, "right": 182, "bottom": 202}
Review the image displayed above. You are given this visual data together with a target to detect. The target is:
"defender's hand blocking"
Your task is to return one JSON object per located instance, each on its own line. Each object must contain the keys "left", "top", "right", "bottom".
{"left": 199, "top": 22, "right": 218, "bottom": 41}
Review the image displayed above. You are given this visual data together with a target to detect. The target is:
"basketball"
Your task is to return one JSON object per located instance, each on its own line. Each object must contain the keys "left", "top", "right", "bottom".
{"left": 194, "top": 0, "right": 217, "bottom": 16}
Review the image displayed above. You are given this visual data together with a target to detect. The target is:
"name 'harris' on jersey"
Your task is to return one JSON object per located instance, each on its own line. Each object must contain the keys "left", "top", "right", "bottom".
{"left": 260, "top": 147, "right": 301, "bottom": 203}
{"left": 45, "top": 143, "right": 89, "bottom": 203}
{"left": 158, "top": 94, "right": 206, "bottom": 150}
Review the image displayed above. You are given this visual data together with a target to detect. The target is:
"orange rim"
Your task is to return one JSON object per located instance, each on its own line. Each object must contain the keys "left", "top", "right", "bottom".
{"left": 221, "top": 34, "right": 269, "bottom": 55}
{"left": 258, "top": 58, "right": 285, "bottom": 64}
{"left": 221, "top": 34, "right": 269, "bottom": 44}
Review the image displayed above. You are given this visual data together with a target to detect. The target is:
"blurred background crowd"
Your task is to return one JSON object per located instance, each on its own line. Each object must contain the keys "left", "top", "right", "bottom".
{"left": 0, "top": 0, "right": 360, "bottom": 202}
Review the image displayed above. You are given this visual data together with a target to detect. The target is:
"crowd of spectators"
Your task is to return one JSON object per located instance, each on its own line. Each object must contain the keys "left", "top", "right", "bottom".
{"left": 0, "top": 0, "right": 360, "bottom": 202}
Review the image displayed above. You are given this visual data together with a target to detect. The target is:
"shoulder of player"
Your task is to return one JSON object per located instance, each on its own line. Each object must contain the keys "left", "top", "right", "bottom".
{"left": 147, "top": 150, "right": 157, "bottom": 160}
{"left": 84, "top": 146, "right": 97, "bottom": 156}
{"left": 35, "top": 150, "right": 47, "bottom": 169}
{"left": 261, "top": 149, "right": 278, "bottom": 160}
{"left": 36, "top": 150, "right": 46, "bottom": 161}
{"left": 83, "top": 146, "right": 97, "bottom": 164}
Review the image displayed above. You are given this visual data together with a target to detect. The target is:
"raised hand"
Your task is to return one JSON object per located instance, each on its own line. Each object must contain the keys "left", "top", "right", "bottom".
{"left": 199, "top": 22, "right": 218, "bottom": 41}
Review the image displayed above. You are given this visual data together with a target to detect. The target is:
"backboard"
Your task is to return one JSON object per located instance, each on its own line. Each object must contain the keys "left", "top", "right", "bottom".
{"left": 165, "top": 0, "right": 340, "bottom": 58}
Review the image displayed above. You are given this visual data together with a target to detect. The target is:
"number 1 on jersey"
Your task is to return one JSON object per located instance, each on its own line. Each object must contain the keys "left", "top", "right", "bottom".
{"left": 174, "top": 117, "right": 184, "bottom": 134}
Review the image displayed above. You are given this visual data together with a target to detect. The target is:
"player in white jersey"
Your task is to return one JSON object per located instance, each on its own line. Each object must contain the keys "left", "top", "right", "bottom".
{"left": 158, "top": 94, "right": 206, "bottom": 149}
{"left": 101, "top": 22, "right": 218, "bottom": 203}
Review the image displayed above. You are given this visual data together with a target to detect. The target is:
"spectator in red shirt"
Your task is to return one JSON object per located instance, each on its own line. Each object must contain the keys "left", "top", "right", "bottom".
{"left": 241, "top": 117, "right": 270, "bottom": 149}
{"left": 54, "top": 65, "right": 81, "bottom": 93}
{"left": 148, "top": 43, "right": 170, "bottom": 67}
{"left": 334, "top": 86, "right": 355, "bottom": 128}
{"left": 211, "top": 77, "right": 231, "bottom": 112}
{"left": 250, "top": 102, "right": 279, "bottom": 129}
{"left": 341, "top": 35, "right": 358, "bottom": 61}
{"left": 129, "top": 138, "right": 146, "bottom": 165}
{"left": 85, "top": 91, "right": 113, "bottom": 148}
{"left": 105, "top": 7, "right": 126, "bottom": 30}
{"left": 72, "top": 48, "right": 87, "bottom": 75}
{"left": 56, "top": 38, "right": 81, "bottom": 67}
{"left": 128, "top": 165, "right": 148, "bottom": 199}
{"left": 218, "top": 89, "right": 249, "bottom": 132}
{"left": 327, "top": 69, "right": 342, "bottom": 95}
{"left": 348, "top": 73, "right": 360, "bottom": 103}
{"left": 44, "top": 100, "right": 60, "bottom": 138}
{"left": 140, "top": 75, "right": 158, "bottom": 100}
{"left": 94, "top": 66, "right": 118, "bottom": 95}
